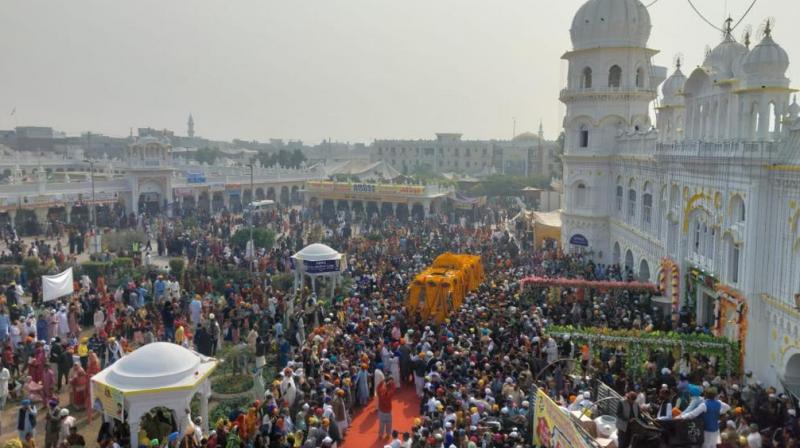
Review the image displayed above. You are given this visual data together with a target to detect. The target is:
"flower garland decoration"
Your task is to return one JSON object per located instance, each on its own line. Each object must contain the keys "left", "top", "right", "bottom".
{"left": 548, "top": 325, "right": 740, "bottom": 378}
{"left": 713, "top": 284, "right": 748, "bottom": 371}
{"left": 659, "top": 258, "right": 680, "bottom": 323}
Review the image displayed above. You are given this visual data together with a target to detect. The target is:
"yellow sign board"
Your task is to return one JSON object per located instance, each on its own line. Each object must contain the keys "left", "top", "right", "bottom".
{"left": 533, "top": 389, "right": 593, "bottom": 448}
{"left": 307, "top": 181, "right": 425, "bottom": 196}
{"left": 92, "top": 380, "right": 125, "bottom": 420}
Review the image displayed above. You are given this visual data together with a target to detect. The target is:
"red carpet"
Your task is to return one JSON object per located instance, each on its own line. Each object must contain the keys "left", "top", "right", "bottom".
{"left": 341, "top": 386, "right": 420, "bottom": 448}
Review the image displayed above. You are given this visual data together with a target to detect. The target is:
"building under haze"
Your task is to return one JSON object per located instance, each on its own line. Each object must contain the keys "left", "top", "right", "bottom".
{"left": 371, "top": 131, "right": 559, "bottom": 178}
{"left": 560, "top": 0, "right": 800, "bottom": 388}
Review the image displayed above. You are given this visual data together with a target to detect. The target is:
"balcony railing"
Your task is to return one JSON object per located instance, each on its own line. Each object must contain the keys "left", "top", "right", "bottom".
{"left": 655, "top": 141, "right": 781, "bottom": 160}
{"left": 560, "top": 86, "right": 657, "bottom": 99}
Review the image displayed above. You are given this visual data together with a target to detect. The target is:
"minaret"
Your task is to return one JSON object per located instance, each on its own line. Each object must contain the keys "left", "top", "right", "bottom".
{"left": 560, "top": 0, "right": 663, "bottom": 259}
{"left": 187, "top": 114, "right": 195, "bottom": 138}
{"left": 537, "top": 120, "right": 544, "bottom": 177}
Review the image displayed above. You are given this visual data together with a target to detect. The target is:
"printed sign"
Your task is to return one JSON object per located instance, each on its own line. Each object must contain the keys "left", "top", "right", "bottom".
{"left": 533, "top": 389, "right": 593, "bottom": 448}
{"left": 92, "top": 380, "right": 124, "bottom": 420}
{"left": 290, "top": 258, "right": 341, "bottom": 274}
{"left": 569, "top": 234, "right": 589, "bottom": 247}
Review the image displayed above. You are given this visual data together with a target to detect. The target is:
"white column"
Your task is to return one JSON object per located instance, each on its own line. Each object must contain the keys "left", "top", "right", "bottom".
{"left": 129, "top": 417, "right": 141, "bottom": 447}
{"left": 200, "top": 392, "right": 210, "bottom": 434}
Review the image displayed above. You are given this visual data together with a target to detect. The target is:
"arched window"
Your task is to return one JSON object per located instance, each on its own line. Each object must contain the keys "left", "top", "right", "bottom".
{"left": 609, "top": 65, "right": 622, "bottom": 88}
{"left": 613, "top": 242, "right": 621, "bottom": 265}
{"left": 581, "top": 67, "right": 593, "bottom": 89}
{"left": 579, "top": 125, "right": 589, "bottom": 148}
{"left": 635, "top": 67, "right": 645, "bottom": 88}
{"left": 627, "top": 188, "right": 637, "bottom": 221}
{"left": 642, "top": 191, "right": 653, "bottom": 228}
{"left": 616, "top": 185, "right": 624, "bottom": 212}
{"left": 624, "top": 250, "right": 634, "bottom": 272}
{"left": 730, "top": 195, "right": 745, "bottom": 223}
{"left": 575, "top": 183, "right": 588, "bottom": 207}
{"left": 728, "top": 238, "right": 741, "bottom": 284}
{"left": 752, "top": 102, "right": 760, "bottom": 140}
{"left": 639, "top": 259, "right": 650, "bottom": 282}
{"left": 769, "top": 102, "right": 778, "bottom": 136}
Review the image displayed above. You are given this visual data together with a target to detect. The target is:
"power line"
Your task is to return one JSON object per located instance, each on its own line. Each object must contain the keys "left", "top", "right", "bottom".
{"left": 685, "top": 0, "right": 759, "bottom": 34}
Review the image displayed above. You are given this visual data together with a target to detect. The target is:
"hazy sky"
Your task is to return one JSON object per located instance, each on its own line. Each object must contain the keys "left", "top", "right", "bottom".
{"left": 0, "top": 0, "right": 797, "bottom": 143}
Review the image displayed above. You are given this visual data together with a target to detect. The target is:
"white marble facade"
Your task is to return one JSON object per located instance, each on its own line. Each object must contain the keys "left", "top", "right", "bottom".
{"left": 560, "top": 0, "right": 800, "bottom": 387}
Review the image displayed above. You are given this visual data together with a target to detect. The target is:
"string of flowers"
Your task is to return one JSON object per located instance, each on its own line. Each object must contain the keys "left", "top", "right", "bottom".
{"left": 548, "top": 325, "right": 739, "bottom": 378}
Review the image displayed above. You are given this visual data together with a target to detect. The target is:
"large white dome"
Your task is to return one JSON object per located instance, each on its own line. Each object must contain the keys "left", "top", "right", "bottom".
{"left": 293, "top": 243, "right": 341, "bottom": 261}
{"left": 107, "top": 342, "right": 202, "bottom": 389}
{"left": 661, "top": 65, "right": 687, "bottom": 106}
{"left": 703, "top": 34, "right": 748, "bottom": 81}
{"left": 570, "top": 0, "right": 651, "bottom": 50}
{"left": 741, "top": 30, "right": 790, "bottom": 88}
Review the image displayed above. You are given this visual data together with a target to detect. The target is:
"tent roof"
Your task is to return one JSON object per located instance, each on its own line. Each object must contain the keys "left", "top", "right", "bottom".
{"left": 292, "top": 243, "right": 342, "bottom": 262}
{"left": 93, "top": 342, "right": 217, "bottom": 393}
{"left": 532, "top": 210, "right": 562, "bottom": 228}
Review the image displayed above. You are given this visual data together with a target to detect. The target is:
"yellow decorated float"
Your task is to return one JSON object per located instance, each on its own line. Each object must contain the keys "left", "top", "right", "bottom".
{"left": 406, "top": 254, "right": 483, "bottom": 322}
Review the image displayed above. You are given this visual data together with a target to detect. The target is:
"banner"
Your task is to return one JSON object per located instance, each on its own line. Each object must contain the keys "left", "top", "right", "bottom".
{"left": 533, "top": 389, "right": 594, "bottom": 448}
{"left": 91, "top": 380, "right": 124, "bottom": 420}
{"left": 306, "top": 181, "right": 425, "bottom": 196}
{"left": 42, "top": 268, "right": 74, "bottom": 302}
{"left": 291, "top": 258, "right": 341, "bottom": 274}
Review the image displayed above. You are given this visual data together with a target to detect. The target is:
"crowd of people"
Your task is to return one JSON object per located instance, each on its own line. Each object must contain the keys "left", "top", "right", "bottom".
{"left": 0, "top": 197, "right": 795, "bottom": 448}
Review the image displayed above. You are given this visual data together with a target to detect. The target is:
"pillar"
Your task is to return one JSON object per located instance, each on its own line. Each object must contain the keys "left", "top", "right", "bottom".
{"left": 7, "top": 210, "right": 16, "bottom": 230}
{"left": 200, "top": 392, "right": 210, "bottom": 434}
{"left": 174, "top": 407, "right": 188, "bottom": 435}
{"left": 222, "top": 192, "right": 230, "bottom": 210}
{"left": 129, "top": 417, "right": 141, "bottom": 447}
{"left": 65, "top": 205, "right": 72, "bottom": 224}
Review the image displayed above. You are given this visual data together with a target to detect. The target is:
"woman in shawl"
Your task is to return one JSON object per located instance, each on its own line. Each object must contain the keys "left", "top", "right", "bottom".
{"left": 69, "top": 363, "right": 89, "bottom": 410}
{"left": 42, "top": 363, "right": 55, "bottom": 403}
{"left": 28, "top": 342, "right": 45, "bottom": 384}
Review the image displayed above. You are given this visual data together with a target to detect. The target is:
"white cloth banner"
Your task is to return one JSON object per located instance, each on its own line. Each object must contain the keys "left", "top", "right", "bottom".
{"left": 42, "top": 268, "right": 74, "bottom": 302}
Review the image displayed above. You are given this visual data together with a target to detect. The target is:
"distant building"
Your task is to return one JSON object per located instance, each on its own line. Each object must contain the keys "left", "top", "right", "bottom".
{"left": 371, "top": 131, "right": 558, "bottom": 178}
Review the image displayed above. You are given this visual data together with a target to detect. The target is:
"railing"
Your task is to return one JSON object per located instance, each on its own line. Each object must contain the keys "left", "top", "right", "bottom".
{"left": 559, "top": 86, "right": 657, "bottom": 99}
{"left": 655, "top": 140, "right": 782, "bottom": 160}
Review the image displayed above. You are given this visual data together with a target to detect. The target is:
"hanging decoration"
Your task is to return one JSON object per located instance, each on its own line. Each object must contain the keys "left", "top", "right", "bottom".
{"left": 659, "top": 258, "right": 680, "bottom": 323}
{"left": 714, "top": 284, "right": 748, "bottom": 371}
{"left": 549, "top": 325, "right": 740, "bottom": 378}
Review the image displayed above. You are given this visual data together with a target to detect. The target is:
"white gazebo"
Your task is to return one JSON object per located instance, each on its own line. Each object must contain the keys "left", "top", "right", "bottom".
{"left": 90, "top": 342, "right": 218, "bottom": 441}
{"left": 290, "top": 243, "right": 344, "bottom": 313}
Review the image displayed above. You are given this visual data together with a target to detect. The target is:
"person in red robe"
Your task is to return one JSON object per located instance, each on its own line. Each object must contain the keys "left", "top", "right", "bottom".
{"left": 87, "top": 352, "right": 101, "bottom": 377}
{"left": 42, "top": 363, "right": 55, "bottom": 403}
{"left": 69, "top": 364, "right": 89, "bottom": 410}
{"left": 28, "top": 342, "right": 46, "bottom": 383}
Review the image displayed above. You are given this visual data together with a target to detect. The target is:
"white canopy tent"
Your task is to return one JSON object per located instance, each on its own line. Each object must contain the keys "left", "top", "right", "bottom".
{"left": 290, "top": 243, "right": 344, "bottom": 320}
{"left": 90, "top": 342, "right": 218, "bottom": 442}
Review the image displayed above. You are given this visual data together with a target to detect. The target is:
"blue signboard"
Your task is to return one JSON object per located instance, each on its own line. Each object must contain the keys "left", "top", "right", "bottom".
{"left": 187, "top": 172, "right": 206, "bottom": 184}
{"left": 569, "top": 234, "right": 589, "bottom": 246}
{"left": 290, "top": 258, "right": 340, "bottom": 274}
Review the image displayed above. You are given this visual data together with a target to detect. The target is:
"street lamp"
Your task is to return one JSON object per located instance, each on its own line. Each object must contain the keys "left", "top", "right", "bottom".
{"left": 247, "top": 162, "right": 255, "bottom": 277}
{"left": 82, "top": 159, "right": 97, "bottom": 229}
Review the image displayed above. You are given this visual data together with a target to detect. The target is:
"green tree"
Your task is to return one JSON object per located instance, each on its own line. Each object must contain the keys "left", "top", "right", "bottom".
{"left": 552, "top": 132, "right": 565, "bottom": 179}
{"left": 256, "top": 149, "right": 307, "bottom": 169}
{"left": 194, "top": 147, "right": 221, "bottom": 165}
{"left": 231, "top": 228, "right": 275, "bottom": 251}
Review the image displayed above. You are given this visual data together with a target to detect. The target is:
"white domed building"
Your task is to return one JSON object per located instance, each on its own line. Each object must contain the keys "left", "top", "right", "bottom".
{"left": 560, "top": 0, "right": 800, "bottom": 389}
{"left": 91, "top": 342, "right": 218, "bottom": 439}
